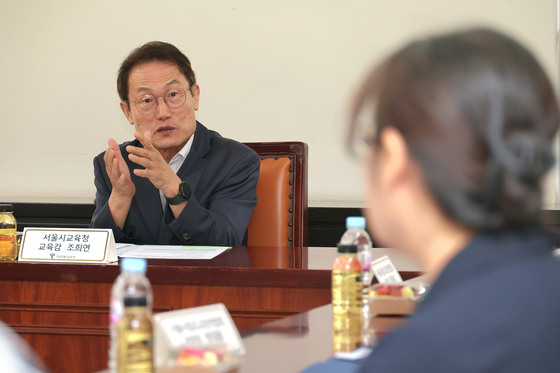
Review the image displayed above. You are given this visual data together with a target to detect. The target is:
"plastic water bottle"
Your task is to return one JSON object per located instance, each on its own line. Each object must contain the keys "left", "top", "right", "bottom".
{"left": 0, "top": 204, "right": 18, "bottom": 262}
{"left": 339, "top": 216, "right": 373, "bottom": 346}
{"left": 339, "top": 217, "right": 373, "bottom": 286}
{"left": 332, "top": 244, "right": 363, "bottom": 353}
{"left": 109, "top": 258, "right": 153, "bottom": 373}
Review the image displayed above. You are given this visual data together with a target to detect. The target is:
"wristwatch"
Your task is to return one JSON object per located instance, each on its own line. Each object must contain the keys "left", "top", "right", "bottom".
{"left": 165, "top": 182, "right": 191, "bottom": 205}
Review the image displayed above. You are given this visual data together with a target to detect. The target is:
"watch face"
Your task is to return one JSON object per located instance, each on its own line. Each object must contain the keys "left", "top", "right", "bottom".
{"left": 179, "top": 183, "right": 186, "bottom": 198}
{"left": 179, "top": 182, "right": 191, "bottom": 201}
{"left": 166, "top": 182, "right": 190, "bottom": 205}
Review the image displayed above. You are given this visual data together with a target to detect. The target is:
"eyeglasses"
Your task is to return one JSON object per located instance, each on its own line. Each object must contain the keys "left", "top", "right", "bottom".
{"left": 128, "top": 85, "right": 196, "bottom": 115}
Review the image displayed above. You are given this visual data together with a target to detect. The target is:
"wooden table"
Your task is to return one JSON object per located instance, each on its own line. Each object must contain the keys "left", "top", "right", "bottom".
{"left": 94, "top": 305, "right": 409, "bottom": 373}
{"left": 239, "top": 304, "right": 407, "bottom": 373}
{"left": 0, "top": 246, "right": 421, "bottom": 373}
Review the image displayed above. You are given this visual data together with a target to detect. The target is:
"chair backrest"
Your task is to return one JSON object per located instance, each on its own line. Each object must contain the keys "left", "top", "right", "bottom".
{"left": 243, "top": 142, "right": 308, "bottom": 247}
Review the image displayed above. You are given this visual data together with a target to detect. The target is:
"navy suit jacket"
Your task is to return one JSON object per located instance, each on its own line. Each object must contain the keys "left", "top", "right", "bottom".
{"left": 90, "top": 121, "right": 260, "bottom": 246}
{"left": 360, "top": 229, "right": 560, "bottom": 372}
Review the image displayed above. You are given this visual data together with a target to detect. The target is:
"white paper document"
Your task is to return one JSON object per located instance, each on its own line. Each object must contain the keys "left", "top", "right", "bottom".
{"left": 116, "top": 244, "right": 231, "bottom": 260}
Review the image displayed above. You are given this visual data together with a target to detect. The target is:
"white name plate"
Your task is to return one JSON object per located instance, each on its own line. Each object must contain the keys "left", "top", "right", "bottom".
{"left": 19, "top": 227, "right": 117, "bottom": 264}
{"left": 153, "top": 303, "right": 245, "bottom": 367}
{"left": 371, "top": 255, "right": 403, "bottom": 284}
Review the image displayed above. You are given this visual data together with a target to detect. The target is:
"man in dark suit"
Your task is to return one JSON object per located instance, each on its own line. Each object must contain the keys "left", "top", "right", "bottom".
{"left": 90, "top": 41, "right": 259, "bottom": 246}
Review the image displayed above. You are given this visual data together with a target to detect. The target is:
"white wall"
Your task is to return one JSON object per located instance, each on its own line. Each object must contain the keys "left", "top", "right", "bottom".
{"left": 0, "top": 0, "right": 557, "bottom": 207}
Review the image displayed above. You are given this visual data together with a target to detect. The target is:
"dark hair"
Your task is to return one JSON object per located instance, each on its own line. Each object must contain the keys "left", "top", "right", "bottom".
{"left": 349, "top": 28, "right": 560, "bottom": 230}
{"left": 117, "top": 41, "right": 197, "bottom": 102}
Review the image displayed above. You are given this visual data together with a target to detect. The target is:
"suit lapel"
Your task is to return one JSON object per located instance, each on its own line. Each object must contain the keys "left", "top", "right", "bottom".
{"left": 158, "top": 122, "right": 211, "bottom": 243}
{"left": 177, "top": 121, "right": 211, "bottom": 192}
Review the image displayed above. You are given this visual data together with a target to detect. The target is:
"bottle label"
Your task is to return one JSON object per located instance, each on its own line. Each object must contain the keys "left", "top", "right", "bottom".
{"left": 0, "top": 228, "right": 17, "bottom": 243}
{"left": 332, "top": 269, "right": 363, "bottom": 308}
{"left": 0, "top": 228, "right": 17, "bottom": 259}
{"left": 119, "top": 330, "right": 153, "bottom": 373}
{"left": 332, "top": 269, "right": 363, "bottom": 353}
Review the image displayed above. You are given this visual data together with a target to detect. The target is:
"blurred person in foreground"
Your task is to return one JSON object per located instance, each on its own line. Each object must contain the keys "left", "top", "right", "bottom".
{"left": 348, "top": 28, "right": 560, "bottom": 372}
{"left": 0, "top": 320, "right": 49, "bottom": 372}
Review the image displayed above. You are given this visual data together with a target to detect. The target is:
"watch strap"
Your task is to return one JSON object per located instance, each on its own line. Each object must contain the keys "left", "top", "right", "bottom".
{"left": 166, "top": 182, "right": 191, "bottom": 205}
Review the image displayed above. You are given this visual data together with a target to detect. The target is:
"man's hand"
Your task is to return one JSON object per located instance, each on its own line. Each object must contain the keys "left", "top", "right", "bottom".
{"left": 105, "top": 138, "right": 135, "bottom": 229}
{"left": 105, "top": 139, "right": 136, "bottom": 198}
{"left": 127, "top": 131, "right": 183, "bottom": 203}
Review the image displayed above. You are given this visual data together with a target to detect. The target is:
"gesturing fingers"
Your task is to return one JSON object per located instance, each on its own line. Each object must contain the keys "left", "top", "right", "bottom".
{"left": 126, "top": 148, "right": 159, "bottom": 172}
{"left": 127, "top": 131, "right": 165, "bottom": 166}
{"left": 127, "top": 131, "right": 157, "bottom": 162}
{"left": 125, "top": 131, "right": 176, "bottom": 190}
{"left": 127, "top": 147, "right": 168, "bottom": 177}
{"left": 135, "top": 130, "right": 156, "bottom": 151}
{"left": 105, "top": 139, "right": 135, "bottom": 197}
{"left": 104, "top": 144, "right": 120, "bottom": 181}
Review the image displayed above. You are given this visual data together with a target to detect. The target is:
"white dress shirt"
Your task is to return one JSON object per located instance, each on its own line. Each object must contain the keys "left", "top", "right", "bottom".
{"left": 159, "top": 133, "right": 194, "bottom": 210}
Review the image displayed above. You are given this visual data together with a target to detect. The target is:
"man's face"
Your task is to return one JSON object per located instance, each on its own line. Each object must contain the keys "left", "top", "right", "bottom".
{"left": 120, "top": 61, "right": 200, "bottom": 160}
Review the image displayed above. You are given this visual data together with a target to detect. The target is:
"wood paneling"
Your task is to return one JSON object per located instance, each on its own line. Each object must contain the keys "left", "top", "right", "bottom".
{"left": 20, "top": 334, "right": 108, "bottom": 373}
{"left": 1, "top": 281, "right": 329, "bottom": 372}
{"left": 1, "top": 279, "right": 330, "bottom": 372}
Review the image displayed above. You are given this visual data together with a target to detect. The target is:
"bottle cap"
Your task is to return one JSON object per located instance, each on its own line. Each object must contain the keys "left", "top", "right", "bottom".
{"left": 0, "top": 204, "right": 14, "bottom": 212}
{"left": 346, "top": 216, "right": 366, "bottom": 228}
{"left": 121, "top": 257, "right": 147, "bottom": 273}
{"left": 124, "top": 296, "right": 148, "bottom": 307}
{"left": 337, "top": 244, "right": 358, "bottom": 253}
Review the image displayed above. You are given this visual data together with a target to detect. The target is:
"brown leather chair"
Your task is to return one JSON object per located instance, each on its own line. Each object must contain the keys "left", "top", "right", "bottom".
{"left": 243, "top": 142, "right": 308, "bottom": 248}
